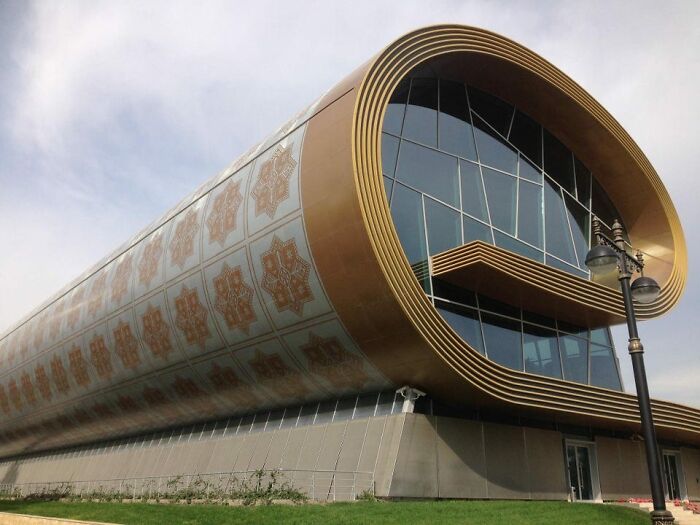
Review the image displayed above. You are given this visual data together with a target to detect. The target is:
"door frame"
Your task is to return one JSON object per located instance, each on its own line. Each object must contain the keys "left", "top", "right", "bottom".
{"left": 564, "top": 438, "right": 603, "bottom": 502}
{"left": 661, "top": 449, "right": 687, "bottom": 501}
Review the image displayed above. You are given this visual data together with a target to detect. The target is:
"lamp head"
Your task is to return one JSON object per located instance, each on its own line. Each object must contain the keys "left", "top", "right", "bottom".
{"left": 631, "top": 276, "right": 661, "bottom": 304}
{"left": 584, "top": 244, "right": 618, "bottom": 275}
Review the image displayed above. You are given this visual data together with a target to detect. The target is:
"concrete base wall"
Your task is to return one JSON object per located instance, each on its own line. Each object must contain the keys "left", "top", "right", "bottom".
{"left": 1, "top": 413, "right": 698, "bottom": 501}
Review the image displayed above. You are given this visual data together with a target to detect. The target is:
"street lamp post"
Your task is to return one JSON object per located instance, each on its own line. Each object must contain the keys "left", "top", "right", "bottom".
{"left": 585, "top": 218, "right": 674, "bottom": 525}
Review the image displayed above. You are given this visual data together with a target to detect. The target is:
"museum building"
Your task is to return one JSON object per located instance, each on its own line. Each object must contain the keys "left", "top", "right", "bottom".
{"left": 0, "top": 25, "right": 698, "bottom": 502}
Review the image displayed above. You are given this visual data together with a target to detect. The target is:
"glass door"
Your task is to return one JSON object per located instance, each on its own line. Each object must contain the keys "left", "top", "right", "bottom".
{"left": 566, "top": 442, "right": 597, "bottom": 501}
{"left": 662, "top": 451, "right": 683, "bottom": 500}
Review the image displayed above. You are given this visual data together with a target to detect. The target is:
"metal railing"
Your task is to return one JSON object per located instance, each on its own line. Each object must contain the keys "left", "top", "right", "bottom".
{"left": 0, "top": 469, "right": 374, "bottom": 502}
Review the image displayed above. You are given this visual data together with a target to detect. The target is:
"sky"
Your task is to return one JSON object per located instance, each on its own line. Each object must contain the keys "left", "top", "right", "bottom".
{"left": 0, "top": 0, "right": 698, "bottom": 406}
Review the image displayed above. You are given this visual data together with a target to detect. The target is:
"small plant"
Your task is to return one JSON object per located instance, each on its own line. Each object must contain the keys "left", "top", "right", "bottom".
{"left": 356, "top": 489, "right": 376, "bottom": 502}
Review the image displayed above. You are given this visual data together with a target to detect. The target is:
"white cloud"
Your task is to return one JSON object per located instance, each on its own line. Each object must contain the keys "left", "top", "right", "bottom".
{"left": 1, "top": 0, "right": 699, "bottom": 405}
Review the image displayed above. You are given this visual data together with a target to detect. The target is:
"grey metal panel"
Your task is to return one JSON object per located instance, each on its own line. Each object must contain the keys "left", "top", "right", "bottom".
{"left": 680, "top": 447, "right": 700, "bottom": 500}
{"left": 483, "top": 422, "right": 529, "bottom": 499}
{"left": 523, "top": 427, "right": 567, "bottom": 499}
{"left": 263, "top": 429, "right": 291, "bottom": 470}
{"left": 434, "top": 416, "right": 488, "bottom": 499}
{"left": 389, "top": 414, "right": 438, "bottom": 498}
{"left": 596, "top": 436, "right": 650, "bottom": 500}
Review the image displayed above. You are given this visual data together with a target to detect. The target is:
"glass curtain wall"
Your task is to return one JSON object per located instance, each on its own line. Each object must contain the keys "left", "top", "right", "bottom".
{"left": 382, "top": 75, "right": 627, "bottom": 281}
{"left": 432, "top": 279, "right": 623, "bottom": 390}
{"left": 382, "top": 73, "right": 625, "bottom": 389}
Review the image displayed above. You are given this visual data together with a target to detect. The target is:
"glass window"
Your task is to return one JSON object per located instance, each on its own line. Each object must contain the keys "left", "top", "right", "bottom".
{"left": 523, "top": 324, "right": 562, "bottom": 379}
{"left": 590, "top": 344, "right": 622, "bottom": 390}
{"left": 390, "top": 183, "right": 427, "bottom": 265}
{"left": 543, "top": 130, "right": 575, "bottom": 195}
{"left": 481, "top": 313, "right": 523, "bottom": 371}
{"left": 477, "top": 293, "right": 520, "bottom": 319}
{"left": 382, "top": 133, "right": 400, "bottom": 178}
{"left": 383, "top": 78, "right": 409, "bottom": 135}
{"left": 432, "top": 278, "right": 477, "bottom": 306}
{"left": 468, "top": 86, "right": 514, "bottom": 136}
{"left": 519, "top": 155, "right": 542, "bottom": 183}
{"left": 375, "top": 391, "right": 397, "bottom": 416}
{"left": 590, "top": 327, "right": 612, "bottom": 346}
{"left": 334, "top": 397, "right": 357, "bottom": 421}
{"left": 383, "top": 176, "right": 393, "bottom": 202}
{"left": 403, "top": 78, "right": 438, "bottom": 147}
{"left": 591, "top": 178, "right": 621, "bottom": 229}
{"left": 517, "top": 180, "right": 543, "bottom": 248}
{"left": 460, "top": 160, "right": 489, "bottom": 221}
{"left": 436, "top": 300, "right": 484, "bottom": 354}
{"left": 560, "top": 335, "right": 589, "bottom": 384}
{"left": 522, "top": 310, "right": 556, "bottom": 328}
{"left": 509, "top": 110, "right": 542, "bottom": 167}
{"left": 565, "top": 194, "right": 590, "bottom": 267}
{"left": 463, "top": 215, "right": 493, "bottom": 244}
{"left": 544, "top": 178, "right": 577, "bottom": 265}
{"left": 354, "top": 393, "right": 378, "bottom": 419}
{"left": 574, "top": 157, "right": 591, "bottom": 208}
{"left": 280, "top": 407, "right": 300, "bottom": 428}
{"left": 396, "top": 140, "right": 459, "bottom": 207}
{"left": 473, "top": 116, "right": 518, "bottom": 174}
{"left": 546, "top": 254, "right": 589, "bottom": 279}
{"left": 425, "top": 197, "right": 461, "bottom": 256}
{"left": 494, "top": 230, "right": 544, "bottom": 263}
{"left": 315, "top": 400, "right": 337, "bottom": 424}
{"left": 482, "top": 167, "right": 517, "bottom": 235}
{"left": 439, "top": 80, "right": 477, "bottom": 160}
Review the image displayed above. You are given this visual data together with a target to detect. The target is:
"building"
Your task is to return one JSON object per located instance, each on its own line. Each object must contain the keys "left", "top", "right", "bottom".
{"left": 0, "top": 24, "right": 698, "bottom": 502}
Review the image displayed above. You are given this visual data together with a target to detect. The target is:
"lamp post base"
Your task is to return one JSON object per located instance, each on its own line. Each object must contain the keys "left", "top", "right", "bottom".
{"left": 650, "top": 509, "right": 675, "bottom": 524}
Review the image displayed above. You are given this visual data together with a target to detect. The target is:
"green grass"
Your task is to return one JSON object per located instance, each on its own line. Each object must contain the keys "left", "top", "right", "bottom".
{"left": 0, "top": 500, "right": 649, "bottom": 525}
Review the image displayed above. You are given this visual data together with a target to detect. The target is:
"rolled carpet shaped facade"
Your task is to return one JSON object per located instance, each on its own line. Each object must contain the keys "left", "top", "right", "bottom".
{"left": 0, "top": 24, "right": 697, "bottom": 460}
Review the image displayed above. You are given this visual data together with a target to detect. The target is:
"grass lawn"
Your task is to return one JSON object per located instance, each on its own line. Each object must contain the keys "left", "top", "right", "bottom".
{"left": 0, "top": 499, "right": 648, "bottom": 525}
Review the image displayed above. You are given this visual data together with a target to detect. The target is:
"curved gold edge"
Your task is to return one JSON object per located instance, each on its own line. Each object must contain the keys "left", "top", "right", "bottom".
{"left": 431, "top": 241, "right": 673, "bottom": 322}
{"left": 348, "top": 25, "right": 697, "bottom": 444}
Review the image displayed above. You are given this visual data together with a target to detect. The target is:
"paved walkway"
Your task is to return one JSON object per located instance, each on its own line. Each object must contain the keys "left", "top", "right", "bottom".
{"left": 0, "top": 512, "right": 119, "bottom": 525}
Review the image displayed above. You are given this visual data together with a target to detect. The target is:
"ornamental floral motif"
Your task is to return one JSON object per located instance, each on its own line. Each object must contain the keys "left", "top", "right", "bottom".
{"left": 111, "top": 253, "right": 133, "bottom": 304}
{"left": 32, "top": 312, "right": 47, "bottom": 352}
{"left": 142, "top": 386, "right": 180, "bottom": 419}
{"left": 20, "top": 372, "right": 37, "bottom": 406}
{"left": 260, "top": 236, "right": 313, "bottom": 316}
{"left": 66, "top": 287, "right": 85, "bottom": 331}
{"left": 35, "top": 365, "right": 52, "bottom": 401}
{"left": 14, "top": 328, "right": 29, "bottom": 360}
{"left": 213, "top": 263, "right": 256, "bottom": 334}
{"left": 0, "top": 386, "right": 11, "bottom": 415}
{"left": 113, "top": 321, "right": 141, "bottom": 369}
{"left": 169, "top": 208, "right": 200, "bottom": 269}
{"left": 206, "top": 179, "right": 243, "bottom": 246}
{"left": 8, "top": 379, "right": 22, "bottom": 411}
{"left": 87, "top": 272, "right": 108, "bottom": 318}
{"left": 138, "top": 234, "right": 163, "bottom": 287}
{"left": 91, "top": 402, "right": 113, "bottom": 418}
{"left": 49, "top": 299, "right": 65, "bottom": 341}
{"left": 173, "top": 375, "right": 217, "bottom": 416}
{"left": 249, "top": 349, "right": 309, "bottom": 399}
{"left": 50, "top": 356, "right": 70, "bottom": 394}
{"left": 68, "top": 345, "right": 91, "bottom": 387}
{"left": 89, "top": 334, "right": 113, "bottom": 380}
{"left": 300, "top": 332, "right": 368, "bottom": 390}
{"left": 174, "top": 285, "right": 211, "bottom": 350}
{"left": 142, "top": 305, "right": 174, "bottom": 360}
{"left": 207, "top": 363, "right": 258, "bottom": 408}
{"left": 117, "top": 395, "right": 140, "bottom": 414}
{"left": 251, "top": 144, "right": 297, "bottom": 218}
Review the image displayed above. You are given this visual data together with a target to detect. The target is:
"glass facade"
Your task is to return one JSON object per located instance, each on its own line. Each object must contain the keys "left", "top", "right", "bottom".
{"left": 431, "top": 279, "right": 623, "bottom": 390}
{"left": 383, "top": 75, "right": 627, "bottom": 280}
{"left": 383, "top": 71, "right": 624, "bottom": 390}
